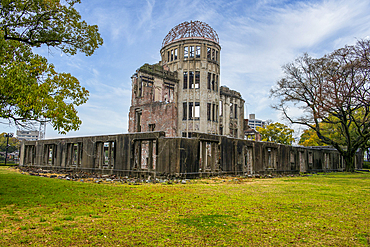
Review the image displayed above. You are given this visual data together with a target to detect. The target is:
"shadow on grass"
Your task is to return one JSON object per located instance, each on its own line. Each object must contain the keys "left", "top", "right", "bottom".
{"left": 0, "top": 163, "right": 18, "bottom": 166}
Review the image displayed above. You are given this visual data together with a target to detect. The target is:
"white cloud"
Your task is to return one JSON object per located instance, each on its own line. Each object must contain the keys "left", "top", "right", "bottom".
{"left": 3, "top": 0, "right": 370, "bottom": 138}
{"left": 218, "top": 0, "right": 370, "bottom": 125}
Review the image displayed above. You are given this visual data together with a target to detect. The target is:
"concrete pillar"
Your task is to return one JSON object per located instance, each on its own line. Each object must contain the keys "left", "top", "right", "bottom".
{"left": 148, "top": 140, "right": 153, "bottom": 171}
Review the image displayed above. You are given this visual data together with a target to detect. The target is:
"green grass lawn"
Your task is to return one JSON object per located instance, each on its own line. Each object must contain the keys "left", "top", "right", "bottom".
{"left": 0, "top": 161, "right": 18, "bottom": 166}
{"left": 0, "top": 167, "right": 369, "bottom": 246}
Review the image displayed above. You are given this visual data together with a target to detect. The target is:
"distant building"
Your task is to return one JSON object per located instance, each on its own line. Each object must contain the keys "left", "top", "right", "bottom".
{"left": 247, "top": 114, "right": 266, "bottom": 130}
{"left": 244, "top": 127, "right": 262, "bottom": 141}
{"left": 16, "top": 130, "right": 39, "bottom": 141}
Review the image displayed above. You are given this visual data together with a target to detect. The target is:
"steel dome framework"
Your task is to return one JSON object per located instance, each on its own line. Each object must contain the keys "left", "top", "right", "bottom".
{"left": 162, "top": 21, "right": 219, "bottom": 47}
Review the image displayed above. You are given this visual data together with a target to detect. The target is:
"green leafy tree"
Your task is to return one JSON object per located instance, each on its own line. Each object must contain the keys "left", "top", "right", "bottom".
{"left": 256, "top": 122, "right": 295, "bottom": 145}
{"left": 299, "top": 118, "right": 364, "bottom": 147}
{"left": 0, "top": 0, "right": 103, "bottom": 134}
{"left": 299, "top": 128, "right": 325, "bottom": 146}
{"left": 0, "top": 132, "right": 20, "bottom": 153}
{"left": 271, "top": 40, "right": 370, "bottom": 172}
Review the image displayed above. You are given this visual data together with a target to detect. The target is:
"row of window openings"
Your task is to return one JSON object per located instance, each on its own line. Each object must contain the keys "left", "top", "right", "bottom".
{"left": 167, "top": 46, "right": 218, "bottom": 61}
{"left": 219, "top": 102, "right": 238, "bottom": 119}
{"left": 135, "top": 76, "right": 174, "bottom": 103}
{"left": 183, "top": 71, "right": 218, "bottom": 91}
{"left": 44, "top": 143, "right": 115, "bottom": 168}
{"left": 136, "top": 123, "right": 157, "bottom": 133}
{"left": 135, "top": 101, "right": 238, "bottom": 132}
{"left": 44, "top": 143, "right": 83, "bottom": 167}
{"left": 290, "top": 152, "right": 314, "bottom": 164}
{"left": 182, "top": 103, "right": 223, "bottom": 121}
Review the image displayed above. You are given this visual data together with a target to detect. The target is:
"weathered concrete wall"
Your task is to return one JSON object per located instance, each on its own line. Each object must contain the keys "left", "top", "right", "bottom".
{"left": 20, "top": 132, "right": 363, "bottom": 178}
{"left": 219, "top": 86, "right": 245, "bottom": 138}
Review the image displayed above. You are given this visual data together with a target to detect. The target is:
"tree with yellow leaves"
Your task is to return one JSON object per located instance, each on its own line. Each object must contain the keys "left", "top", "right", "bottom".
{"left": 256, "top": 122, "right": 295, "bottom": 145}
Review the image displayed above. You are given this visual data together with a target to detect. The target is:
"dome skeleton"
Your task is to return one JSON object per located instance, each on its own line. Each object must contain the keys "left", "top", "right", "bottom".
{"left": 162, "top": 21, "right": 219, "bottom": 47}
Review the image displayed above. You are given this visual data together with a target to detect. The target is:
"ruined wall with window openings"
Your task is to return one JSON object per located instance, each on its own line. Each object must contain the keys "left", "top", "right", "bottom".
{"left": 128, "top": 63, "right": 178, "bottom": 137}
{"left": 19, "top": 132, "right": 363, "bottom": 178}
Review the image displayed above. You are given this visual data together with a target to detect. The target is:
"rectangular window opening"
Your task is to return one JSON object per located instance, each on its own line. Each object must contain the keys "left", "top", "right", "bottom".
{"left": 189, "top": 71, "right": 194, "bottom": 89}
{"left": 170, "top": 50, "right": 173, "bottom": 61}
{"left": 72, "top": 143, "right": 78, "bottom": 166}
{"left": 136, "top": 110, "right": 142, "bottom": 132}
{"left": 219, "top": 101, "right": 223, "bottom": 116}
{"left": 215, "top": 75, "right": 218, "bottom": 91}
{"left": 183, "top": 71, "right": 188, "bottom": 89}
{"left": 195, "top": 71, "right": 200, "bottom": 89}
{"left": 110, "top": 142, "right": 115, "bottom": 169}
{"left": 207, "top": 47, "right": 211, "bottom": 60}
{"left": 207, "top": 72, "right": 211, "bottom": 89}
{"left": 184, "top": 46, "right": 188, "bottom": 59}
{"left": 174, "top": 49, "right": 178, "bottom": 60}
{"left": 102, "top": 142, "right": 115, "bottom": 169}
{"left": 190, "top": 46, "right": 194, "bottom": 58}
{"left": 137, "top": 78, "right": 143, "bottom": 97}
{"left": 207, "top": 103, "right": 211, "bottom": 121}
{"left": 183, "top": 102, "right": 187, "bottom": 120}
{"left": 47, "top": 145, "right": 54, "bottom": 166}
{"left": 194, "top": 102, "right": 200, "bottom": 119}
{"left": 140, "top": 141, "right": 149, "bottom": 170}
{"left": 103, "top": 142, "right": 110, "bottom": 167}
{"left": 230, "top": 104, "right": 233, "bottom": 119}
{"left": 212, "top": 74, "right": 215, "bottom": 91}
{"left": 216, "top": 104, "right": 218, "bottom": 122}
{"left": 188, "top": 102, "right": 193, "bottom": 120}
{"left": 309, "top": 153, "right": 313, "bottom": 164}
{"left": 212, "top": 104, "right": 215, "bottom": 121}
{"left": 149, "top": 124, "right": 155, "bottom": 131}
{"left": 196, "top": 46, "right": 201, "bottom": 58}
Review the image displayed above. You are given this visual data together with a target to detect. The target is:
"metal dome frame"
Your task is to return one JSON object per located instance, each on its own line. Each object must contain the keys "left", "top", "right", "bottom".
{"left": 162, "top": 21, "right": 219, "bottom": 47}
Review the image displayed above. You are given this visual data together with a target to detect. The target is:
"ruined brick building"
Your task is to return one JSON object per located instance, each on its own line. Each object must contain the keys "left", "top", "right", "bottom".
{"left": 128, "top": 21, "right": 245, "bottom": 138}
{"left": 18, "top": 21, "right": 364, "bottom": 178}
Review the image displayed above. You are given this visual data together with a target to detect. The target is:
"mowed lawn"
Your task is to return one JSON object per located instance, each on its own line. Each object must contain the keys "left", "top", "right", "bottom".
{"left": 0, "top": 167, "right": 369, "bottom": 246}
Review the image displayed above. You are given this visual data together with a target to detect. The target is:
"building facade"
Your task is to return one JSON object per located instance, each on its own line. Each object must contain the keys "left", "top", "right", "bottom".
{"left": 16, "top": 130, "right": 40, "bottom": 141}
{"left": 247, "top": 114, "right": 266, "bottom": 130}
{"left": 128, "top": 21, "right": 245, "bottom": 138}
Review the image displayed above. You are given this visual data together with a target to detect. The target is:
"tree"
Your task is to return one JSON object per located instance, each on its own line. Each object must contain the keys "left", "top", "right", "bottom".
{"left": 0, "top": 132, "right": 20, "bottom": 153}
{"left": 271, "top": 40, "right": 370, "bottom": 172}
{"left": 299, "top": 120, "right": 360, "bottom": 147}
{"left": 299, "top": 127, "right": 327, "bottom": 146}
{"left": 0, "top": 0, "right": 103, "bottom": 134}
{"left": 256, "top": 122, "right": 295, "bottom": 145}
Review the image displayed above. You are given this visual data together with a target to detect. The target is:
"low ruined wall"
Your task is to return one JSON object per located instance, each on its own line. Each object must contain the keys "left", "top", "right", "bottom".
{"left": 19, "top": 132, "right": 363, "bottom": 178}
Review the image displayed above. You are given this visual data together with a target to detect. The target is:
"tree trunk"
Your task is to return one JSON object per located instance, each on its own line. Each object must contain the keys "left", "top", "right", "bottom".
{"left": 344, "top": 154, "right": 355, "bottom": 172}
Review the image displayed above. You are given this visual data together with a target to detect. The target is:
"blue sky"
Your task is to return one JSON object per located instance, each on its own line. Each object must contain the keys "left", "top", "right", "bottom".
{"left": 1, "top": 0, "right": 370, "bottom": 139}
